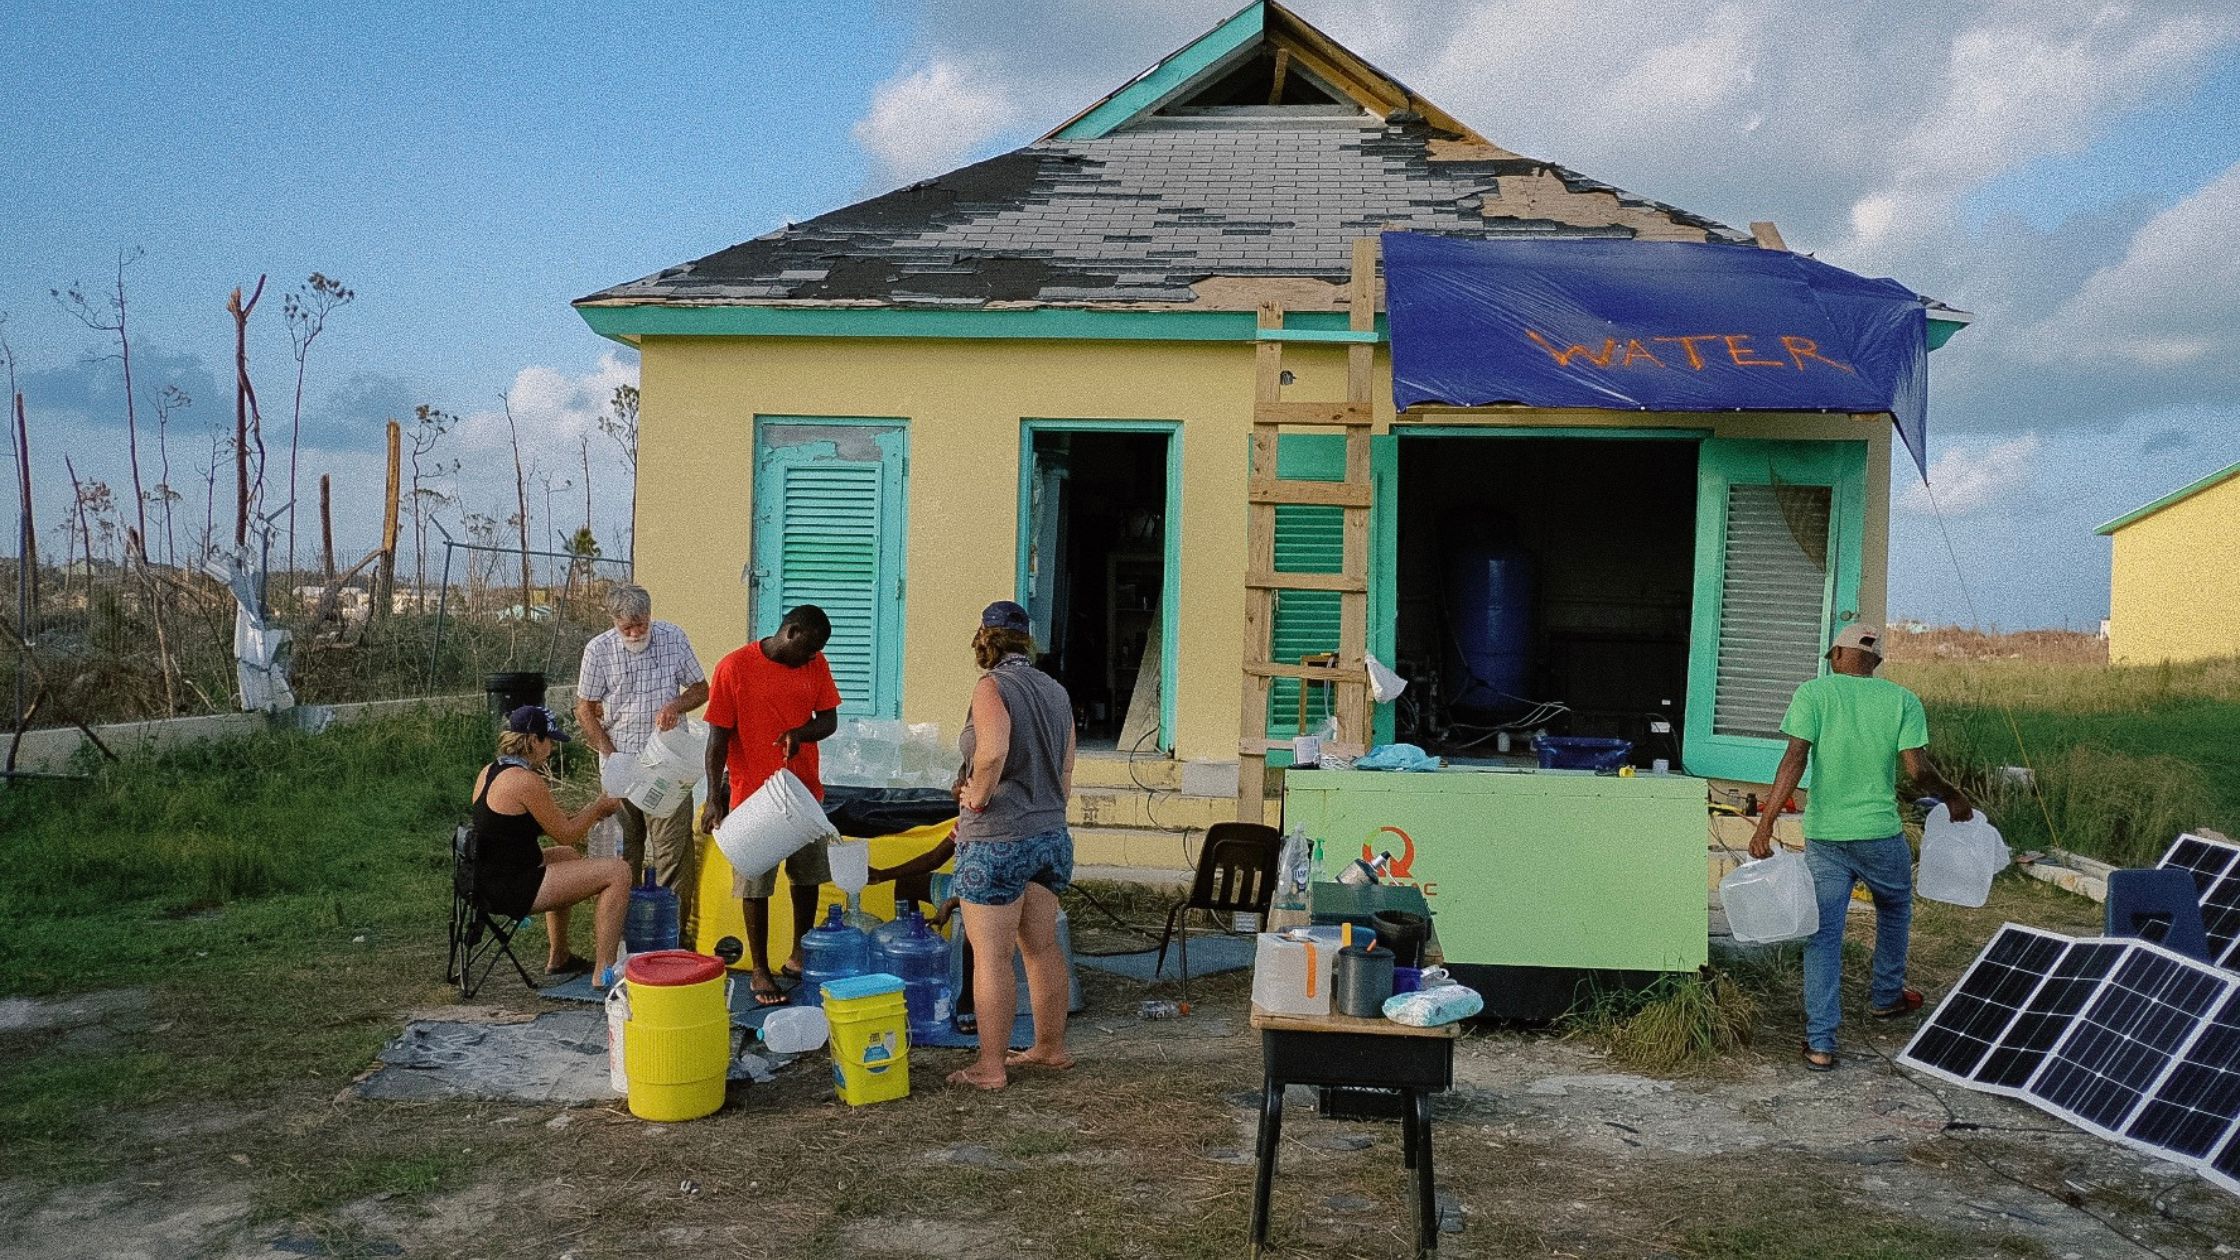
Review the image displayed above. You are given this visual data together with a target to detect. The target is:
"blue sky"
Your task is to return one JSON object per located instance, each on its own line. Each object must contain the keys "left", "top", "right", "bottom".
{"left": 6, "top": 0, "right": 2239, "bottom": 628}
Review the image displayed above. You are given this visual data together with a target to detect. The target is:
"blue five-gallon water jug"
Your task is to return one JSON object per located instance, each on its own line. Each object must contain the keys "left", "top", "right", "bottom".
{"left": 873, "top": 902, "right": 953, "bottom": 1036}
{"left": 623, "top": 868, "right": 680, "bottom": 954}
{"left": 798, "top": 903, "right": 870, "bottom": 1009}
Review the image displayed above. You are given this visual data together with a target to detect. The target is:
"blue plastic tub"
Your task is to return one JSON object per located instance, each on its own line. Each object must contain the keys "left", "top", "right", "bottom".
{"left": 1536, "top": 736, "right": 1633, "bottom": 771}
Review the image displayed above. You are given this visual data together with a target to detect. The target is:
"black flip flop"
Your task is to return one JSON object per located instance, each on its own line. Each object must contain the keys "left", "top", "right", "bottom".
{"left": 750, "top": 981, "right": 790, "bottom": 1008}
{"left": 543, "top": 954, "right": 593, "bottom": 980}
{"left": 1800, "top": 1041, "right": 1838, "bottom": 1072}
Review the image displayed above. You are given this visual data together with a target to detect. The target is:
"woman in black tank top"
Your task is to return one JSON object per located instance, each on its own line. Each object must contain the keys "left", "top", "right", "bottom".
{"left": 471, "top": 706, "right": 631, "bottom": 983}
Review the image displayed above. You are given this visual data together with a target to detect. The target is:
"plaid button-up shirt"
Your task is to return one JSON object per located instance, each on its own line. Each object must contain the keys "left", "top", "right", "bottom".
{"left": 577, "top": 621, "right": 706, "bottom": 756}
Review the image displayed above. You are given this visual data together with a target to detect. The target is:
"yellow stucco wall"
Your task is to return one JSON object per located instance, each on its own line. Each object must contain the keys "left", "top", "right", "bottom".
{"left": 2106, "top": 474, "right": 2240, "bottom": 664}
{"left": 632, "top": 335, "right": 1891, "bottom": 766}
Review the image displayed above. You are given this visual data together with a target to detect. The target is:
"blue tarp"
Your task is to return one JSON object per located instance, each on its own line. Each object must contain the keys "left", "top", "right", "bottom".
{"left": 1382, "top": 232, "right": 1932, "bottom": 476}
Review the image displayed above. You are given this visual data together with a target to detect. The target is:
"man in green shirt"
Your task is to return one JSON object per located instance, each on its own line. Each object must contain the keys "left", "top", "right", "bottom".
{"left": 1749, "top": 623, "right": 1973, "bottom": 1072}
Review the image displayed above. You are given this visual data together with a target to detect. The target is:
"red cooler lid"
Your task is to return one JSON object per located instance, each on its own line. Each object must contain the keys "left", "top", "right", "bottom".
{"left": 624, "top": 950, "right": 724, "bottom": 987}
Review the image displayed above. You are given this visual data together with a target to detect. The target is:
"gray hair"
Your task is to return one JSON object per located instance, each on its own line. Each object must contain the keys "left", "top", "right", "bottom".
{"left": 604, "top": 584, "right": 652, "bottom": 621}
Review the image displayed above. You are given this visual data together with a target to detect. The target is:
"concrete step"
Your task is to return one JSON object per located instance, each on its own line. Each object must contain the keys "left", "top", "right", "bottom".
{"left": 1069, "top": 787, "right": 1236, "bottom": 832}
{"left": 1071, "top": 825, "right": 1204, "bottom": 874}
{"left": 1072, "top": 751, "right": 1184, "bottom": 792}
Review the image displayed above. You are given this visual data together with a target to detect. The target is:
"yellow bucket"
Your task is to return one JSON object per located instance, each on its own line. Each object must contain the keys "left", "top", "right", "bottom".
{"left": 822, "top": 973, "right": 910, "bottom": 1106}
{"left": 621, "top": 951, "right": 731, "bottom": 1122}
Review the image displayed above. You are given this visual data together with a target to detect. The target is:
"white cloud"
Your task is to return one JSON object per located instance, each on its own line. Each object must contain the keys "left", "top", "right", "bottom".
{"left": 2022, "top": 160, "right": 2240, "bottom": 369}
{"left": 456, "top": 351, "right": 637, "bottom": 459}
{"left": 850, "top": 58, "right": 1019, "bottom": 189}
{"left": 1907, "top": 432, "right": 2042, "bottom": 516}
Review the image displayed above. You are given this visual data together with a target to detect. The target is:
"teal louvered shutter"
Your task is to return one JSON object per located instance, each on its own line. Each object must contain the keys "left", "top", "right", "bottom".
{"left": 753, "top": 425, "right": 908, "bottom": 717}
{"left": 1684, "top": 439, "right": 1867, "bottom": 782}
{"left": 1266, "top": 434, "right": 1347, "bottom": 741}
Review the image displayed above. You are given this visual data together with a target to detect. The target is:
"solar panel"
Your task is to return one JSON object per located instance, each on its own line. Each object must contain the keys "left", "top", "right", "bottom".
{"left": 2158, "top": 834, "right": 2240, "bottom": 969}
{"left": 1900, "top": 924, "right": 2069, "bottom": 1089}
{"left": 1977, "top": 939, "right": 2128, "bottom": 1091}
{"left": 2029, "top": 947, "right": 2231, "bottom": 1139}
{"left": 2124, "top": 987, "right": 2240, "bottom": 1161}
{"left": 2211, "top": 1115, "right": 2240, "bottom": 1197}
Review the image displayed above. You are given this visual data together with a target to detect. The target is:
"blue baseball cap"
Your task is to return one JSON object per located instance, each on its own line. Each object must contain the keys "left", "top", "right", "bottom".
{"left": 505, "top": 704, "right": 572, "bottom": 742}
{"left": 981, "top": 600, "right": 1031, "bottom": 633}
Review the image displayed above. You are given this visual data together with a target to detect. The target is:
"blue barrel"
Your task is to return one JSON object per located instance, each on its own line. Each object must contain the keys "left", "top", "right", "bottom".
{"left": 624, "top": 868, "right": 680, "bottom": 953}
{"left": 1442, "top": 540, "right": 1533, "bottom": 720}
{"left": 797, "top": 903, "right": 870, "bottom": 1009}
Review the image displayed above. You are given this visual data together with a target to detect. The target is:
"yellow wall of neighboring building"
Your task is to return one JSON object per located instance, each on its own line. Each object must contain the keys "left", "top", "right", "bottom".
{"left": 2106, "top": 474, "right": 2240, "bottom": 665}
{"left": 633, "top": 335, "right": 1892, "bottom": 766}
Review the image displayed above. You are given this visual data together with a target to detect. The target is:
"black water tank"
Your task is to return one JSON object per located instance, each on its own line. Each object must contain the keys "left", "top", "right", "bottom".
{"left": 484, "top": 671, "right": 547, "bottom": 721}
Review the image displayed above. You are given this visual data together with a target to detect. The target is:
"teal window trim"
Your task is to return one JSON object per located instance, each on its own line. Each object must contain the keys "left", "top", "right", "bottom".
{"left": 1254, "top": 328, "right": 1382, "bottom": 344}
{"left": 751, "top": 416, "right": 911, "bottom": 719}
{"left": 1046, "top": 3, "right": 1266, "bottom": 141}
{"left": 1013, "top": 418, "right": 1184, "bottom": 752}
{"left": 1682, "top": 438, "right": 1868, "bottom": 784}
{"left": 575, "top": 303, "right": 1386, "bottom": 346}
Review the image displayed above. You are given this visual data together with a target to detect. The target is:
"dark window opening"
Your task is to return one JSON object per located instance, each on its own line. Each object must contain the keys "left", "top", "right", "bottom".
{"left": 1161, "top": 47, "right": 1347, "bottom": 110}
{"left": 1394, "top": 438, "right": 1698, "bottom": 768}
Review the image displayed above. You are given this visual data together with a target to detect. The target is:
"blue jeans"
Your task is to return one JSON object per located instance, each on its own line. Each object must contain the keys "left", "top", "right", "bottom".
{"left": 1802, "top": 835, "right": 1913, "bottom": 1052}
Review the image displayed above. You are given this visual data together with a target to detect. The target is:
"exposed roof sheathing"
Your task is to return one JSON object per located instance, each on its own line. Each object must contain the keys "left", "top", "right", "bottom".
{"left": 579, "top": 117, "right": 1748, "bottom": 310}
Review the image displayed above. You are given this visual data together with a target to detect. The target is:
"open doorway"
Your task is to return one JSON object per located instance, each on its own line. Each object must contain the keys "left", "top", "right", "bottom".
{"left": 1393, "top": 437, "right": 1697, "bottom": 766}
{"left": 1022, "top": 427, "right": 1173, "bottom": 751}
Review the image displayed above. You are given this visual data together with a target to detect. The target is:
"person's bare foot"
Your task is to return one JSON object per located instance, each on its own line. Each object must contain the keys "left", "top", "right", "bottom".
{"left": 946, "top": 1065, "right": 1007, "bottom": 1091}
{"left": 1005, "top": 1048, "right": 1075, "bottom": 1071}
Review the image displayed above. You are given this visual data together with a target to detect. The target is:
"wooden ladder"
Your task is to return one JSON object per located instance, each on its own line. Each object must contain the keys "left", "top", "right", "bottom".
{"left": 1237, "top": 236, "right": 1379, "bottom": 823}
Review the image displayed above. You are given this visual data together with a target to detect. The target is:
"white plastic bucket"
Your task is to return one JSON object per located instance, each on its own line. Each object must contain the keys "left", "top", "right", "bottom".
{"left": 604, "top": 984, "right": 631, "bottom": 1096}
{"left": 1917, "top": 803, "right": 2006, "bottom": 908}
{"left": 760, "top": 1005, "right": 830, "bottom": 1055}
{"left": 828, "top": 840, "right": 871, "bottom": 896}
{"left": 713, "top": 770, "right": 837, "bottom": 880}
{"left": 1719, "top": 850, "right": 1820, "bottom": 944}
{"left": 627, "top": 720, "right": 708, "bottom": 819}
{"left": 599, "top": 753, "right": 640, "bottom": 800}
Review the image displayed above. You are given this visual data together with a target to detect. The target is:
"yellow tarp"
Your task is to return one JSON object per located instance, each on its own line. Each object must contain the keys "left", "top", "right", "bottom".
{"left": 690, "top": 820, "right": 957, "bottom": 964}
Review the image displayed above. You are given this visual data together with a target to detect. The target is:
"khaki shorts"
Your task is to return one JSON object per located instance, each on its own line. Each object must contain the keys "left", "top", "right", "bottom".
{"left": 731, "top": 834, "right": 834, "bottom": 900}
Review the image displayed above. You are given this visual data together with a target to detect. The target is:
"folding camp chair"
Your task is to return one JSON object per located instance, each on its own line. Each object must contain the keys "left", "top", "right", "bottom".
{"left": 445, "top": 823, "right": 538, "bottom": 999}
{"left": 1153, "top": 822, "right": 1282, "bottom": 1006}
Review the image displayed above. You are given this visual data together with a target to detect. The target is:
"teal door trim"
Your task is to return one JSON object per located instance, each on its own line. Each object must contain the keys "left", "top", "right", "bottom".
{"left": 1370, "top": 434, "right": 1399, "bottom": 747}
{"left": 1682, "top": 438, "right": 1868, "bottom": 783}
{"left": 752, "top": 416, "right": 910, "bottom": 719}
{"left": 1014, "top": 419, "right": 1183, "bottom": 751}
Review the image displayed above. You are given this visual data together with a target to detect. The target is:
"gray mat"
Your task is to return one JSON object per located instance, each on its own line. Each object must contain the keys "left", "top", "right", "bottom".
{"left": 1074, "top": 932, "right": 1256, "bottom": 982}
{"left": 358, "top": 1010, "right": 616, "bottom": 1104}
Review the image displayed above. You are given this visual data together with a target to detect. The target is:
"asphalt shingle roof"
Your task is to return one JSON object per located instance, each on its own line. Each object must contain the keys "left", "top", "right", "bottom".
{"left": 579, "top": 115, "right": 1750, "bottom": 309}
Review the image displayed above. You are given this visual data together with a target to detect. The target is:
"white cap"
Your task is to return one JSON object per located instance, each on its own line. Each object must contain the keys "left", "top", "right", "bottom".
{"left": 1829, "top": 623, "right": 1885, "bottom": 658}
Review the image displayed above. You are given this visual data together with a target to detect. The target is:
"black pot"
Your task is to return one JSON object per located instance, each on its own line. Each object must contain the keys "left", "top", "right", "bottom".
{"left": 1369, "top": 910, "right": 1429, "bottom": 968}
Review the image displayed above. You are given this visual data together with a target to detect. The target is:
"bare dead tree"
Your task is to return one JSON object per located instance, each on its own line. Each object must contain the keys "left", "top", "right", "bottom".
{"left": 281, "top": 273, "right": 353, "bottom": 580}
{"left": 197, "top": 418, "right": 223, "bottom": 566}
{"left": 579, "top": 433, "right": 593, "bottom": 537}
{"left": 500, "top": 393, "right": 531, "bottom": 614}
{"left": 226, "top": 276, "right": 267, "bottom": 547}
{"left": 149, "top": 384, "right": 189, "bottom": 568}
{"left": 598, "top": 383, "right": 638, "bottom": 562}
{"left": 53, "top": 248, "right": 150, "bottom": 555}
{"left": 405, "top": 404, "right": 458, "bottom": 601}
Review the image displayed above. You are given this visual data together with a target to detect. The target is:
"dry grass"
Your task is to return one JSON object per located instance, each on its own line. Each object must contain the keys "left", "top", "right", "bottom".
{"left": 1561, "top": 968, "right": 1756, "bottom": 1073}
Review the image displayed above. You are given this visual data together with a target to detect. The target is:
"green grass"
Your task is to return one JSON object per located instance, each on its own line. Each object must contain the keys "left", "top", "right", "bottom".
{"left": 1885, "top": 655, "right": 2240, "bottom": 867}
{"left": 0, "top": 708, "right": 599, "bottom": 1181}
{"left": 1561, "top": 968, "right": 1755, "bottom": 1073}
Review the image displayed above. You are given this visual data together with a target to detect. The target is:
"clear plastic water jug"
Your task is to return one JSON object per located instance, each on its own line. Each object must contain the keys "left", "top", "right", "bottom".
{"left": 1719, "top": 849, "right": 1820, "bottom": 944}
{"left": 1251, "top": 932, "right": 1332, "bottom": 1017}
{"left": 624, "top": 868, "right": 680, "bottom": 953}
{"left": 798, "top": 903, "right": 871, "bottom": 1009}
{"left": 759, "top": 1005, "right": 830, "bottom": 1055}
{"left": 872, "top": 903, "right": 954, "bottom": 1036}
{"left": 1916, "top": 802, "right": 2007, "bottom": 908}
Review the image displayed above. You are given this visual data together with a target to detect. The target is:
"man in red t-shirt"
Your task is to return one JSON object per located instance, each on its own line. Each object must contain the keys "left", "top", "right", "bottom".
{"left": 699, "top": 605, "right": 843, "bottom": 1005}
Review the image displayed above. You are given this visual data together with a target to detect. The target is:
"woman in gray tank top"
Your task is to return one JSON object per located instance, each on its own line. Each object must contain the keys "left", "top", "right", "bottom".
{"left": 947, "top": 600, "right": 1077, "bottom": 1090}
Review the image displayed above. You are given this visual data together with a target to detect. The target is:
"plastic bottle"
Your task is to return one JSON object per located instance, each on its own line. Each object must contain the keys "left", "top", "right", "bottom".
{"left": 1137, "top": 999, "right": 1191, "bottom": 1020}
{"left": 624, "top": 868, "right": 680, "bottom": 954}
{"left": 872, "top": 903, "right": 954, "bottom": 1037}
{"left": 797, "top": 903, "right": 871, "bottom": 1009}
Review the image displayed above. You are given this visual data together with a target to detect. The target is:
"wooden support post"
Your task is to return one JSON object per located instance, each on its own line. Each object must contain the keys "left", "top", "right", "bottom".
{"left": 318, "top": 474, "right": 335, "bottom": 583}
{"left": 374, "top": 421, "right": 401, "bottom": 621}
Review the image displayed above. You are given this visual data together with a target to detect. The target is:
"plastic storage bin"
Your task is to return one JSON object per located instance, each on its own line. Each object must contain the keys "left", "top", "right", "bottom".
{"left": 1719, "top": 850, "right": 1820, "bottom": 944}
{"left": 1535, "top": 736, "right": 1633, "bottom": 771}
{"left": 822, "top": 972, "right": 910, "bottom": 1105}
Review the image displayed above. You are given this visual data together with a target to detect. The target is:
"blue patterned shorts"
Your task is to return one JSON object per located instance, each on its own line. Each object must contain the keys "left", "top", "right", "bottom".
{"left": 953, "top": 828, "right": 1074, "bottom": 906}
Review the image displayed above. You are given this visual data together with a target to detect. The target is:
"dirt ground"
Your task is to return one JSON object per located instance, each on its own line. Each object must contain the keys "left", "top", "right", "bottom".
{"left": 4, "top": 943, "right": 2238, "bottom": 1260}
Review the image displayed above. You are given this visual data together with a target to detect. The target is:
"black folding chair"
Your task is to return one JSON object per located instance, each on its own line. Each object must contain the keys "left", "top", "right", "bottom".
{"left": 1154, "top": 822, "right": 1282, "bottom": 1006}
{"left": 445, "top": 823, "right": 537, "bottom": 999}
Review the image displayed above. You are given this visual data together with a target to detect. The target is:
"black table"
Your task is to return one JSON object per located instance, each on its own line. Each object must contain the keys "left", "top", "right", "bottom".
{"left": 1249, "top": 1005, "right": 1460, "bottom": 1258}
